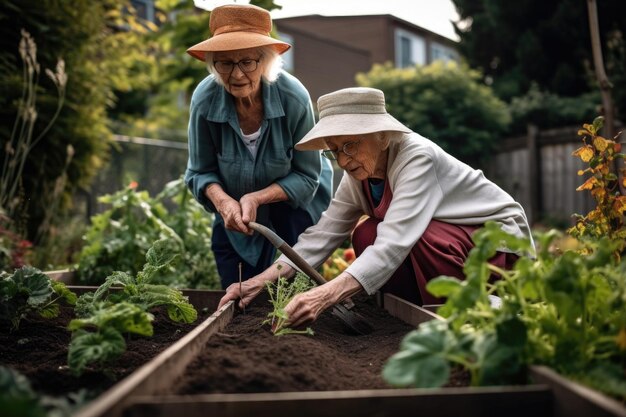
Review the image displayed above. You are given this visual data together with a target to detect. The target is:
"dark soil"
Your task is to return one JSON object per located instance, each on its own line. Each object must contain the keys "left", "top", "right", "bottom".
{"left": 0, "top": 305, "right": 201, "bottom": 397}
{"left": 175, "top": 294, "right": 469, "bottom": 394}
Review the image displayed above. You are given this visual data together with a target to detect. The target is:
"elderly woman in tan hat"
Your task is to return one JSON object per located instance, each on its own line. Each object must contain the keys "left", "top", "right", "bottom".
{"left": 184, "top": 4, "right": 332, "bottom": 289}
{"left": 219, "top": 87, "right": 533, "bottom": 326}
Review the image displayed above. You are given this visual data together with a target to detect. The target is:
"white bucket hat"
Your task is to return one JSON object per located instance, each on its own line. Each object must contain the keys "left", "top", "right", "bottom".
{"left": 295, "top": 87, "right": 411, "bottom": 151}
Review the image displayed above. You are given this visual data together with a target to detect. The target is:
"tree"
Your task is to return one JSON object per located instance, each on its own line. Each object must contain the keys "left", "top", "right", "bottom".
{"left": 0, "top": 0, "right": 154, "bottom": 245}
{"left": 451, "top": 0, "right": 626, "bottom": 110}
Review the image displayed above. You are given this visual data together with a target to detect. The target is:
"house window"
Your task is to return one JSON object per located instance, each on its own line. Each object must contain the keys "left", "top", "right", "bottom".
{"left": 131, "top": 0, "right": 155, "bottom": 23}
{"left": 278, "top": 32, "right": 294, "bottom": 72}
{"left": 431, "top": 42, "right": 459, "bottom": 63}
{"left": 394, "top": 28, "right": 426, "bottom": 68}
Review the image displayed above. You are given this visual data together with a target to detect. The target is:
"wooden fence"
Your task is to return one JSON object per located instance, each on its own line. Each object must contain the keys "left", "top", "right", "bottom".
{"left": 487, "top": 125, "right": 624, "bottom": 226}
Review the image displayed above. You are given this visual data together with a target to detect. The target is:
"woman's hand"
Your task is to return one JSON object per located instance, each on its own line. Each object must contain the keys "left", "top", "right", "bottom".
{"left": 240, "top": 193, "right": 260, "bottom": 225}
{"left": 217, "top": 262, "right": 295, "bottom": 310}
{"left": 217, "top": 275, "right": 267, "bottom": 310}
{"left": 205, "top": 184, "right": 249, "bottom": 234}
{"left": 215, "top": 196, "right": 249, "bottom": 234}
{"left": 283, "top": 273, "right": 363, "bottom": 328}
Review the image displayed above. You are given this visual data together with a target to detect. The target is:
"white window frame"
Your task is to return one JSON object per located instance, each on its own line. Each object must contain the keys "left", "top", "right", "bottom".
{"left": 394, "top": 28, "right": 426, "bottom": 68}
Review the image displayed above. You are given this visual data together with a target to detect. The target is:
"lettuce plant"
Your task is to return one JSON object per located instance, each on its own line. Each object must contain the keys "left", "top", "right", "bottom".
{"left": 0, "top": 266, "right": 76, "bottom": 330}
{"left": 68, "top": 238, "right": 197, "bottom": 375}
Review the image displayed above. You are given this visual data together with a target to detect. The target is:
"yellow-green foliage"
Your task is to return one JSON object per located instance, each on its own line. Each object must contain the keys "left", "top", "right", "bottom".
{"left": 569, "top": 116, "right": 626, "bottom": 254}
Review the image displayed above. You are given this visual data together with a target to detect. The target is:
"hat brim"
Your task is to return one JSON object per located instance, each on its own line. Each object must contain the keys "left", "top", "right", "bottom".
{"left": 187, "top": 32, "right": 291, "bottom": 62}
{"left": 295, "top": 113, "right": 412, "bottom": 151}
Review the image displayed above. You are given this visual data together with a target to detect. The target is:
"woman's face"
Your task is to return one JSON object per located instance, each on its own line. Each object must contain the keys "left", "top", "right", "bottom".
{"left": 213, "top": 48, "right": 264, "bottom": 99}
{"left": 324, "top": 133, "right": 386, "bottom": 181}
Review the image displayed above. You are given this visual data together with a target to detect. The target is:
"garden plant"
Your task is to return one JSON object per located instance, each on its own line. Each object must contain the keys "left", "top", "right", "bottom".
{"left": 69, "top": 238, "right": 197, "bottom": 375}
{"left": 383, "top": 118, "right": 626, "bottom": 402}
{"left": 76, "top": 178, "right": 219, "bottom": 289}
{"left": 263, "top": 269, "right": 315, "bottom": 336}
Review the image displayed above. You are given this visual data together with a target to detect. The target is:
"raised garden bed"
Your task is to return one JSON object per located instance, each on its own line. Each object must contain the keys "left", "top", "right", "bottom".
{"left": 121, "top": 293, "right": 625, "bottom": 417}
{"left": 0, "top": 282, "right": 226, "bottom": 416}
{"left": 15, "top": 274, "right": 624, "bottom": 417}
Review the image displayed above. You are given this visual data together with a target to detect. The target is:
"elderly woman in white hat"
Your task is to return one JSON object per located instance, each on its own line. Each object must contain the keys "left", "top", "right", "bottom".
{"left": 219, "top": 87, "right": 533, "bottom": 326}
{"left": 185, "top": 4, "right": 332, "bottom": 289}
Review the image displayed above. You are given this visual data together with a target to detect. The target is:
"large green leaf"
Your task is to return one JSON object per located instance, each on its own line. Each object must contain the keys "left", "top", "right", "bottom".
{"left": 67, "top": 328, "right": 126, "bottom": 376}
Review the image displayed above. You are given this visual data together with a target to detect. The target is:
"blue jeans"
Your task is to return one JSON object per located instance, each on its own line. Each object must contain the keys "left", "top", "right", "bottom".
{"left": 211, "top": 201, "right": 314, "bottom": 289}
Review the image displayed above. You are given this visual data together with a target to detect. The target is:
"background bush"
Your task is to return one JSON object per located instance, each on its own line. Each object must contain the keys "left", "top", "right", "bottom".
{"left": 357, "top": 61, "right": 510, "bottom": 168}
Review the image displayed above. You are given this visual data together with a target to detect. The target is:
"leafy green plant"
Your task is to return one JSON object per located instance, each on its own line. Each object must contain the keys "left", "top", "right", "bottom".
{"left": 263, "top": 270, "right": 315, "bottom": 336}
{"left": 76, "top": 178, "right": 218, "bottom": 289}
{"left": 0, "top": 365, "right": 90, "bottom": 416}
{"left": 383, "top": 222, "right": 626, "bottom": 401}
{"left": 68, "top": 238, "right": 197, "bottom": 375}
{"left": 568, "top": 116, "right": 626, "bottom": 252}
{"left": 0, "top": 266, "right": 76, "bottom": 330}
{"left": 68, "top": 302, "right": 153, "bottom": 376}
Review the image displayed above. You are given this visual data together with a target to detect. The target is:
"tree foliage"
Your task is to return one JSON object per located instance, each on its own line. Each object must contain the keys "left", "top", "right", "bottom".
{"left": 451, "top": 0, "right": 626, "bottom": 123}
{"left": 357, "top": 61, "right": 510, "bottom": 168}
{"left": 111, "top": 0, "right": 284, "bottom": 140}
{"left": 0, "top": 0, "right": 153, "bottom": 242}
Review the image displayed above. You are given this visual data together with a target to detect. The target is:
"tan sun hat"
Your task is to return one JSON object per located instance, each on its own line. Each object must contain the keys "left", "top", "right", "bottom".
{"left": 186, "top": 4, "right": 291, "bottom": 62}
{"left": 295, "top": 87, "right": 412, "bottom": 151}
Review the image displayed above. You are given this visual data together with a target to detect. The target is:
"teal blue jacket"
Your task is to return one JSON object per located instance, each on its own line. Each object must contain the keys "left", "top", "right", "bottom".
{"left": 185, "top": 71, "right": 333, "bottom": 266}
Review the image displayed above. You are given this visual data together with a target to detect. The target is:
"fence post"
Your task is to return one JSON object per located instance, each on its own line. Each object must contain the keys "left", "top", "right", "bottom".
{"left": 527, "top": 124, "right": 541, "bottom": 225}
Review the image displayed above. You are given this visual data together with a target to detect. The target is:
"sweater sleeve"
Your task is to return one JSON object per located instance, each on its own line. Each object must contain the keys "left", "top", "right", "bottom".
{"left": 345, "top": 152, "right": 444, "bottom": 295}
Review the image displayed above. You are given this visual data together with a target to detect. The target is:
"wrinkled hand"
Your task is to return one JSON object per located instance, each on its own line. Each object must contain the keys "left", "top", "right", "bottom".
{"left": 282, "top": 285, "right": 334, "bottom": 329}
{"left": 240, "top": 194, "right": 259, "bottom": 225}
{"left": 217, "top": 262, "right": 295, "bottom": 311}
{"left": 216, "top": 197, "right": 249, "bottom": 234}
{"left": 217, "top": 276, "right": 266, "bottom": 310}
{"left": 283, "top": 273, "right": 364, "bottom": 329}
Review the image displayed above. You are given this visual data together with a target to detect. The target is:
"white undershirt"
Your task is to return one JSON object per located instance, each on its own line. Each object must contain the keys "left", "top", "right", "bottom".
{"left": 240, "top": 127, "right": 261, "bottom": 159}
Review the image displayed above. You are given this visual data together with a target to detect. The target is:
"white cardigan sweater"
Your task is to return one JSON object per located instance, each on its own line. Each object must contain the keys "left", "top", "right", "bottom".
{"left": 277, "top": 133, "right": 534, "bottom": 295}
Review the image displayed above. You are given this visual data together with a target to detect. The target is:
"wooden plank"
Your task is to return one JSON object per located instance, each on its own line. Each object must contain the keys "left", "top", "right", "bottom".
{"left": 73, "top": 300, "right": 234, "bottom": 417}
{"left": 382, "top": 293, "right": 442, "bottom": 326}
{"left": 46, "top": 269, "right": 74, "bottom": 284}
{"left": 125, "top": 386, "right": 552, "bottom": 417}
{"left": 530, "top": 366, "right": 626, "bottom": 417}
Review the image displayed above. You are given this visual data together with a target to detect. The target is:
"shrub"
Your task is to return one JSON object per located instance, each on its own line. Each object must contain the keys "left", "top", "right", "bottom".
{"left": 76, "top": 179, "right": 219, "bottom": 289}
{"left": 357, "top": 61, "right": 510, "bottom": 168}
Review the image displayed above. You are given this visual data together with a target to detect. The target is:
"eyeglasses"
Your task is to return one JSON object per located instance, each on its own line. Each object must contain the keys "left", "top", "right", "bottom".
{"left": 213, "top": 58, "right": 261, "bottom": 74}
{"left": 321, "top": 140, "right": 362, "bottom": 161}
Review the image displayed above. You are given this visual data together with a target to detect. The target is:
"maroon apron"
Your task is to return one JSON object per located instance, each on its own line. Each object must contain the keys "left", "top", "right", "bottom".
{"left": 352, "top": 179, "right": 517, "bottom": 305}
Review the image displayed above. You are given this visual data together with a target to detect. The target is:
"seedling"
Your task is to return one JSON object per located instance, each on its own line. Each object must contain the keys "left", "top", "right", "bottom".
{"left": 263, "top": 269, "right": 315, "bottom": 336}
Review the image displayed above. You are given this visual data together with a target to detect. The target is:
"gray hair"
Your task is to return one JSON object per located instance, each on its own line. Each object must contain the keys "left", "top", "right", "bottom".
{"left": 204, "top": 46, "right": 283, "bottom": 87}
{"left": 380, "top": 131, "right": 407, "bottom": 150}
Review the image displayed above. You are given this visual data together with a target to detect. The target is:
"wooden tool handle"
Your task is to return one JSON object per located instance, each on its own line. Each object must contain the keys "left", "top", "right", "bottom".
{"left": 248, "top": 222, "right": 326, "bottom": 286}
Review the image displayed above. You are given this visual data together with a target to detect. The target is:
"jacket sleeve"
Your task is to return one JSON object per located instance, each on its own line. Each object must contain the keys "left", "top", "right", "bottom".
{"left": 184, "top": 100, "right": 221, "bottom": 213}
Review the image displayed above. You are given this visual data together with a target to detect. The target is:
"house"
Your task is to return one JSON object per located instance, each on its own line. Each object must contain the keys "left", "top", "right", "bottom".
{"left": 274, "top": 14, "right": 459, "bottom": 104}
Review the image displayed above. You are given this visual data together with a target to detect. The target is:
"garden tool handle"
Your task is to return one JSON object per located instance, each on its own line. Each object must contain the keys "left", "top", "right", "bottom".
{"left": 247, "top": 222, "right": 326, "bottom": 286}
